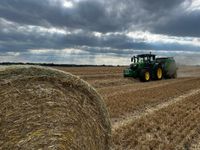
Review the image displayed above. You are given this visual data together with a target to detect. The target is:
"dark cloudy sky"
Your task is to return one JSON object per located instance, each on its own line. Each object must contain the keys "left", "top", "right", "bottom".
{"left": 0, "top": 0, "right": 200, "bottom": 65}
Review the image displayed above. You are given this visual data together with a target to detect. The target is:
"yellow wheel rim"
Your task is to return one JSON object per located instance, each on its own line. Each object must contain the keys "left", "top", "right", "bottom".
{"left": 157, "top": 68, "right": 162, "bottom": 79}
{"left": 145, "top": 72, "right": 150, "bottom": 81}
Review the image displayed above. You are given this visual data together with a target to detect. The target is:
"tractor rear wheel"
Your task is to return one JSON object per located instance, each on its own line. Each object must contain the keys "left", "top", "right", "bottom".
{"left": 155, "top": 67, "right": 163, "bottom": 80}
{"left": 140, "top": 69, "right": 151, "bottom": 82}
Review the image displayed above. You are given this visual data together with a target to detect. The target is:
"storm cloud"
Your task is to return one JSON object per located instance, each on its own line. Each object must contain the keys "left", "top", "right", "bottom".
{"left": 0, "top": 0, "right": 200, "bottom": 65}
{"left": 0, "top": 0, "right": 188, "bottom": 32}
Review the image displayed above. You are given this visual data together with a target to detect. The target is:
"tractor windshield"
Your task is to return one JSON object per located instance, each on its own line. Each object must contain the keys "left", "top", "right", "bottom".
{"left": 137, "top": 57, "right": 144, "bottom": 63}
{"left": 137, "top": 56, "right": 149, "bottom": 63}
{"left": 132, "top": 56, "right": 145, "bottom": 63}
{"left": 131, "top": 54, "right": 155, "bottom": 63}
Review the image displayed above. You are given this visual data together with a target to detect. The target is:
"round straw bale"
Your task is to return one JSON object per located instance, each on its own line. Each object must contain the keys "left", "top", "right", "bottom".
{"left": 0, "top": 66, "right": 111, "bottom": 149}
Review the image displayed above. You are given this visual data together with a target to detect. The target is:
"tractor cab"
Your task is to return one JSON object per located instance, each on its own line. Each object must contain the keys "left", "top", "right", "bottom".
{"left": 129, "top": 54, "right": 156, "bottom": 71}
{"left": 131, "top": 54, "right": 156, "bottom": 64}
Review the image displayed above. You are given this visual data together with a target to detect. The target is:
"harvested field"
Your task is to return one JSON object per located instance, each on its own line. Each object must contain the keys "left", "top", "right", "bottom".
{"left": 53, "top": 66, "right": 125, "bottom": 76}
{"left": 54, "top": 65, "right": 200, "bottom": 149}
{"left": 1, "top": 65, "right": 200, "bottom": 149}
{"left": 113, "top": 91, "right": 200, "bottom": 149}
{"left": 105, "top": 77, "right": 200, "bottom": 118}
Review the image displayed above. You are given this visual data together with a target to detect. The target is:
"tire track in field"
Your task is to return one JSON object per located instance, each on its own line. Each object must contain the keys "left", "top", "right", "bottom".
{"left": 112, "top": 88, "right": 200, "bottom": 132}
{"left": 98, "top": 77, "right": 192, "bottom": 97}
{"left": 104, "top": 78, "right": 200, "bottom": 118}
{"left": 87, "top": 78, "right": 135, "bottom": 89}
{"left": 112, "top": 92, "right": 200, "bottom": 149}
{"left": 80, "top": 73, "right": 122, "bottom": 80}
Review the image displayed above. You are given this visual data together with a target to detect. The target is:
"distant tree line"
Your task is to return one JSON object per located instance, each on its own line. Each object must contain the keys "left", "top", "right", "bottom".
{"left": 0, "top": 62, "right": 125, "bottom": 67}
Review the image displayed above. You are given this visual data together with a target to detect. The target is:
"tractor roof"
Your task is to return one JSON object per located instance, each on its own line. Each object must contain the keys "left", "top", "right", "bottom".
{"left": 156, "top": 57, "right": 173, "bottom": 59}
{"left": 137, "top": 54, "right": 156, "bottom": 57}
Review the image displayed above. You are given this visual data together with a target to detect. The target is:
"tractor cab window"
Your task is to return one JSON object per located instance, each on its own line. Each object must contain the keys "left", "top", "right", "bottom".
{"left": 132, "top": 55, "right": 155, "bottom": 63}
{"left": 150, "top": 55, "right": 155, "bottom": 61}
{"left": 137, "top": 57, "right": 144, "bottom": 63}
{"left": 140, "top": 56, "right": 149, "bottom": 62}
{"left": 144, "top": 57, "right": 148, "bottom": 61}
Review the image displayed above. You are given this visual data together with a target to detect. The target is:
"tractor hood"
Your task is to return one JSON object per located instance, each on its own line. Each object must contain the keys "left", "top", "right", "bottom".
{"left": 123, "top": 63, "right": 139, "bottom": 78}
{"left": 130, "top": 63, "right": 141, "bottom": 70}
{"left": 123, "top": 68, "right": 137, "bottom": 77}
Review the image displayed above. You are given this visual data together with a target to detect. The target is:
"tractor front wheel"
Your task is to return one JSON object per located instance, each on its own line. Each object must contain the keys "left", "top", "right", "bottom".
{"left": 140, "top": 69, "right": 151, "bottom": 82}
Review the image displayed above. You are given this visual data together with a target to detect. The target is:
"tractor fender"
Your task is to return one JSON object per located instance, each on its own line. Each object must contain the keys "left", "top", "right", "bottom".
{"left": 153, "top": 63, "right": 162, "bottom": 71}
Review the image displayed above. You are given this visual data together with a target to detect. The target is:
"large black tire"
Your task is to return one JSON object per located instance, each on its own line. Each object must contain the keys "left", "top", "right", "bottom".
{"left": 140, "top": 69, "right": 151, "bottom": 82}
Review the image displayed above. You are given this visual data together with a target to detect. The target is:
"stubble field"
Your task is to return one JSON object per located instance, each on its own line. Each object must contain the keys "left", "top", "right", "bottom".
{"left": 54, "top": 65, "right": 200, "bottom": 149}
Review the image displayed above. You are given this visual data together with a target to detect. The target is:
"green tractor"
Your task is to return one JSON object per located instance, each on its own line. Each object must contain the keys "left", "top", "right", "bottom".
{"left": 123, "top": 53, "right": 177, "bottom": 82}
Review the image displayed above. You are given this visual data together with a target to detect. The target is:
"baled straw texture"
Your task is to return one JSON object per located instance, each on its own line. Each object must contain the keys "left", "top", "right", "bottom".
{"left": 0, "top": 66, "right": 111, "bottom": 149}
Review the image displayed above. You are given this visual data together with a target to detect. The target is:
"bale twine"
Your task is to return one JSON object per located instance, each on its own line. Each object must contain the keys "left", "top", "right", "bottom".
{"left": 0, "top": 66, "right": 111, "bottom": 149}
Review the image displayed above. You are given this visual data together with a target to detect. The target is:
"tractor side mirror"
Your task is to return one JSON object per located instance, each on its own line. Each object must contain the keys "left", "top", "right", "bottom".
{"left": 131, "top": 57, "right": 133, "bottom": 62}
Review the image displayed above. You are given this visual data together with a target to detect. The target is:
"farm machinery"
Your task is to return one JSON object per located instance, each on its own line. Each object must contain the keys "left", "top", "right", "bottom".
{"left": 123, "top": 53, "right": 177, "bottom": 82}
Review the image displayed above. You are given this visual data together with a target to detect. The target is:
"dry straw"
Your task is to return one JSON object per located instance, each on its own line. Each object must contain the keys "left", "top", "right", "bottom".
{"left": 0, "top": 66, "right": 111, "bottom": 149}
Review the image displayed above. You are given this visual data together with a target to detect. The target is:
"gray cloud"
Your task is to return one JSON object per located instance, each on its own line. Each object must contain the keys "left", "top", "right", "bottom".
{"left": 1, "top": 20, "right": 199, "bottom": 55}
{"left": 0, "top": 0, "right": 116, "bottom": 32}
{"left": 152, "top": 11, "right": 200, "bottom": 37}
{"left": 0, "top": 0, "right": 189, "bottom": 33}
{"left": 0, "top": 0, "right": 200, "bottom": 65}
{"left": 0, "top": 0, "right": 198, "bottom": 35}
